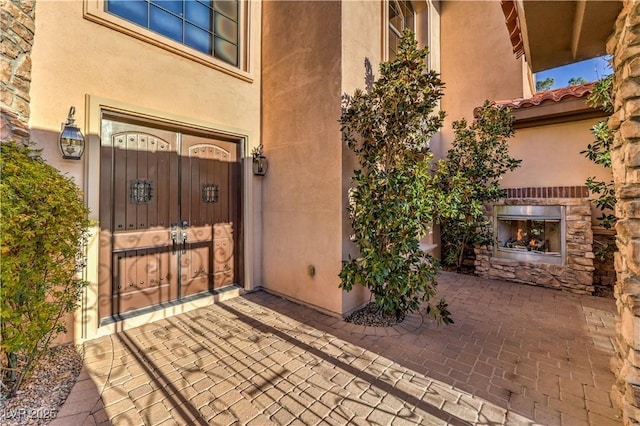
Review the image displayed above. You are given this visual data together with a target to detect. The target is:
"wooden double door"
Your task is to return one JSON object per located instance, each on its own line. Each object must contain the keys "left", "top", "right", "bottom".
{"left": 99, "top": 114, "right": 241, "bottom": 320}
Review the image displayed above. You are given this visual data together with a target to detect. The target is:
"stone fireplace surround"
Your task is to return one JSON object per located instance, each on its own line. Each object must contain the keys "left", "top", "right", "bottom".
{"left": 475, "top": 186, "right": 595, "bottom": 295}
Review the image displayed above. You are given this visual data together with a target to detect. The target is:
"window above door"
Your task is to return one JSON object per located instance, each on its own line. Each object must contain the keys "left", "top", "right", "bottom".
{"left": 84, "top": 0, "right": 250, "bottom": 80}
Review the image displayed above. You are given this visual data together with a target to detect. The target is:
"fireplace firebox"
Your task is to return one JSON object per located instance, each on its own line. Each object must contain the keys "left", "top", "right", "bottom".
{"left": 494, "top": 205, "right": 566, "bottom": 265}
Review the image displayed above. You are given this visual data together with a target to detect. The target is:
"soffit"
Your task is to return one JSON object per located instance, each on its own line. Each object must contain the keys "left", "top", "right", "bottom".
{"left": 502, "top": 0, "right": 622, "bottom": 72}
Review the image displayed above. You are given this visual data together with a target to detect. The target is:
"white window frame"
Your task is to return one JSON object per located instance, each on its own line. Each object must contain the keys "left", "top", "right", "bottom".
{"left": 386, "top": 0, "right": 416, "bottom": 61}
{"left": 383, "top": 1, "right": 440, "bottom": 73}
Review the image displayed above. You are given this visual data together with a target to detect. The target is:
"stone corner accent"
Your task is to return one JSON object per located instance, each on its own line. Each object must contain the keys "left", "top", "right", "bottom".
{"left": 1, "top": 0, "right": 36, "bottom": 143}
{"left": 609, "top": 1, "right": 640, "bottom": 424}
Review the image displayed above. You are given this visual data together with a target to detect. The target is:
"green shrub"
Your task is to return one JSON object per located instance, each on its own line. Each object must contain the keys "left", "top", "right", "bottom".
{"left": 339, "top": 31, "right": 452, "bottom": 323}
{"left": 435, "top": 102, "right": 521, "bottom": 269}
{"left": 0, "top": 141, "right": 89, "bottom": 398}
{"left": 582, "top": 75, "right": 616, "bottom": 230}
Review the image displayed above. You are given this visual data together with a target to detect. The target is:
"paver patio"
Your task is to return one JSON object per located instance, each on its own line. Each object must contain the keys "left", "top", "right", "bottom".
{"left": 51, "top": 272, "right": 620, "bottom": 425}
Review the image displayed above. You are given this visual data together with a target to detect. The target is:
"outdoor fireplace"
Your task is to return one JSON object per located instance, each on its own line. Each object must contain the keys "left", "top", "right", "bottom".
{"left": 495, "top": 205, "right": 565, "bottom": 265}
{"left": 475, "top": 192, "right": 594, "bottom": 294}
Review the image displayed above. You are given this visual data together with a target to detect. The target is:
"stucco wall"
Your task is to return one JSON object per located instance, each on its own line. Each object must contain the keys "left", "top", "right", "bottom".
{"left": 261, "top": 1, "right": 344, "bottom": 315}
{"left": 339, "top": 1, "right": 382, "bottom": 314}
{"left": 28, "top": 0, "right": 263, "bottom": 341}
{"left": 502, "top": 119, "right": 613, "bottom": 188}
{"left": 29, "top": 1, "right": 261, "bottom": 187}
{"left": 439, "top": 1, "right": 524, "bottom": 158}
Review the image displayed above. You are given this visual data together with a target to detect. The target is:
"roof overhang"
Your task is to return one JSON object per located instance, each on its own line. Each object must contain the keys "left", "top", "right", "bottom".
{"left": 508, "top": 96, "right": 608, "bottom": 128}
{"left": 502, "top": 0, "right": 622, "bottom": 72}
{"left": 491, "top": 83, "right": 608, "bottom": 128}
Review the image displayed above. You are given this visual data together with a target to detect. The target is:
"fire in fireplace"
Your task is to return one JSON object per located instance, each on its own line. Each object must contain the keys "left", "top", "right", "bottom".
{"left": 494, "top": 205, "right": 566, "bottom": 265}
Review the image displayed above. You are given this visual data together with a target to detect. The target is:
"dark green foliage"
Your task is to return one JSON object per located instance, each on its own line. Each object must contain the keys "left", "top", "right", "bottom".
{"left": 536, "top": 77, "right": 554, "bottom": 91}
{"left": 339, "top": 31, "right": 452, "bottom": 324}
{"left": 568, "top": 76, "right": 587, "bottom": 86}
{"left": 581, "top": 75, "right": 616, "bottom": 230}
{"left": 1, "top": 141, "right": 89, "bottom": 397}
{"left": 588, "top": 74, "right": 613, "bottom": 113}
{"left": 435, "top": 102, "right": 521, "bottom": 269}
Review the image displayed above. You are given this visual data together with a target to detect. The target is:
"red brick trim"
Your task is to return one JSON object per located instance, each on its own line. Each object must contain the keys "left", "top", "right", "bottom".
{"left": 503, "top": 186, "right": 589, "bottom": 199}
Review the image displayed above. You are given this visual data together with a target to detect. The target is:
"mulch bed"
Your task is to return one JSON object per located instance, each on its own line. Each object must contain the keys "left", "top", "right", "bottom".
{"left": 0, "top": 344, "right": 82, "bottom": 426}
{"left": 344, "top": 302, "right": 405, "bottom": 327}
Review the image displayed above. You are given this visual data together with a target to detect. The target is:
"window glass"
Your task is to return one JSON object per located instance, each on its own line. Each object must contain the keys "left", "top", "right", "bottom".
{"left": 214, "top": 12, "right": 238, "bottom": 43}
{"left": 106, "top": 0, "right": 239, "bottom": 67}
{"left": 214, "top": 0, "right": 238, "bottom": 20}
{"left": 388, "top": 0, "right": 415, "bottom": 60}
{"left": 214, "top": 37, "right": 237, "bottom": 65}
{"left": 149, "top": 4, "right": 183, "bottom": 43}
{"left": 107, "top": 0, "right": 148, "bottom": 27}
{"left": 150, "top": 0, "right": 183, "bottom": 15}
{"left": 185, "top": 1, "right": 212, "bottom": 30}
{"left": 185, "top": 24, "right": 212, "bottom": 55}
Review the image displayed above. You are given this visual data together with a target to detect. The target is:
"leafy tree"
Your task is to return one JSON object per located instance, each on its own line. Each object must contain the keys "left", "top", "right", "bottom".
{"left": 581, "top": 74, "right": 616, "bottom": 233}
{"left": 568, "top": 76, "right": 587, "bottom": 86}
{"left": 1, "top": 141, "right": 89, "bottom": 397}
{"left": 339, "top": 30, "right": 452, "bottom": 323}
{"left": 434, "top": 102, "right": 521, "bottom": 270}
{"left": 536, "top": 77, "right": 554, "bottom": 91}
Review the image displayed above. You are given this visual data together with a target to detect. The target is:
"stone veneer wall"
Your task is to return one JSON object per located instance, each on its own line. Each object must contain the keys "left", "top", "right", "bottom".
{"left": 608, "top": 1, "right": 640, "bottom": 423}
{"left": 1, "top": 0, "right": 35, "bottom": 143}
{"left": 593, "top": 229, "right": 617, "bottom": 296}
{"left": 475, "top": 197, "right": 595, "bottom": 294}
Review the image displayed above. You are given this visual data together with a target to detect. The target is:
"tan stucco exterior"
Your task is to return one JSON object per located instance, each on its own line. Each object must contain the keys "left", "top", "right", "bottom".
{"left": 439, "top": 1, "right": 525, "bottom": 158}
{"left": 502, "top": 118, "right": 612, "bottom": 189}
{"left": 5, "top": 0, "right": 616, "bottom": 344}
{"left": 261, "top": 1, "right": 344, "bottom": 315}
{"left": 340, "top": 1, "right": 383, "bottom": 314}
{"left": 28, "top": 0, "right": 263, "bottom": 341}
{"left": 259, "top": 0, "right": 440, "bottom": 316}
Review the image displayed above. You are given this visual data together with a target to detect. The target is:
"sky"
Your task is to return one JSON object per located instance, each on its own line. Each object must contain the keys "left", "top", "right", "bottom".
{"left": 535, "top": 55, "right": 612, "bottom": 90}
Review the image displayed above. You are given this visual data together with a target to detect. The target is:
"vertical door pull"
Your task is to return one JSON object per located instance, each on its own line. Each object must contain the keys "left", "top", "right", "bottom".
{"left": 171, "top": 223, "right": 178, "bottom": 254}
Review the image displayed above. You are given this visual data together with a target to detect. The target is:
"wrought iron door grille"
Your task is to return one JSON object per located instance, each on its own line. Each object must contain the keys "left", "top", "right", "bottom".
{"left": 130, "top": 179, "right": 153, "bottom": 204}
{"left": 202, "top": 183, "right": 220, "bottom": 203}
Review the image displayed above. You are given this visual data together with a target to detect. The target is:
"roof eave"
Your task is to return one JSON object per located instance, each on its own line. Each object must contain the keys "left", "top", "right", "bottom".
{"left": 503, "top": 0, "right": 621, "bottom": 72}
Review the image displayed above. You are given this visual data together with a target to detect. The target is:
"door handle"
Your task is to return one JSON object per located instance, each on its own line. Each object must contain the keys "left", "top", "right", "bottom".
{"left": 171, "top": 231, "right": 177, "bottom": 253}
{"left": 182, "top": 232, "right": 187, "bottom": 254}
{"left": 171, "top": 223, "right": 178, "bottom": 254}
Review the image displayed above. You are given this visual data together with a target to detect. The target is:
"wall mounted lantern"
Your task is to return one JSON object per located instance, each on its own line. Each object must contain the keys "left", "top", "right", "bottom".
{"left": 59, "top": 106, "right": 85, "bottom": 160}
{"left": 251, "top": 144, "right": 268, "bottom": 176}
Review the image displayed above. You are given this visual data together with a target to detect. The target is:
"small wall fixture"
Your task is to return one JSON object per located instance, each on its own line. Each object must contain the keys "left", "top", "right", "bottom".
{"left": 59, "top": 106, "right": 85, "bottom": 160}
{"left": 251, "top": 144, "right": 268, "bottom": 176}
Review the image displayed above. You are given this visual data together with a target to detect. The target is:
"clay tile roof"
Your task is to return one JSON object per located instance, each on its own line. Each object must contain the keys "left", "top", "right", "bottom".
{"left": 494, "top": 82, "right": 596, "bottom": 109}
{"left": 501, "top": 0, "right": 524, "bottom": 59}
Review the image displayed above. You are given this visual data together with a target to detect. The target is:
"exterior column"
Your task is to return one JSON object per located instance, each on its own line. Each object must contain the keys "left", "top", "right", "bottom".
{"left": 609, "top": 1, "right": 640, "bottom": 424}
{"left": 1, "top": 0, "right": 35, "bottom": 143}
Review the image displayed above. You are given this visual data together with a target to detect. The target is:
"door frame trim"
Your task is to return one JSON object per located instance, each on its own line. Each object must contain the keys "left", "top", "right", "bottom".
{"left": 80, "top": 95, "right": 258, "bottom": 342}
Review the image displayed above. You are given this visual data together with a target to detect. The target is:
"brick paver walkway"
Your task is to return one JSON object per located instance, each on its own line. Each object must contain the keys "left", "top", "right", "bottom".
{"left": 51, "top": 272, "right": 621, "bottom": 425}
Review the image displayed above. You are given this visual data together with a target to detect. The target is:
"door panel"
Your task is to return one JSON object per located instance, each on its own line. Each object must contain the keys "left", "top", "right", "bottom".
{"left": 181, "top": 226, "right": 212, "bottom": 297}
{"left": 113, "top": 248, "right": 176, "bottom": 313}
{"left": 100, "top": 116, "right": 240, "bottom": 320}
{"left": 108, "top": 127, "right": 180, "bottom": 316}
{"left": 181, "top": 136, "right": 235, "bottom": 293}
{"left": 214, "top": 223, "right": 234, "bottom": 288}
